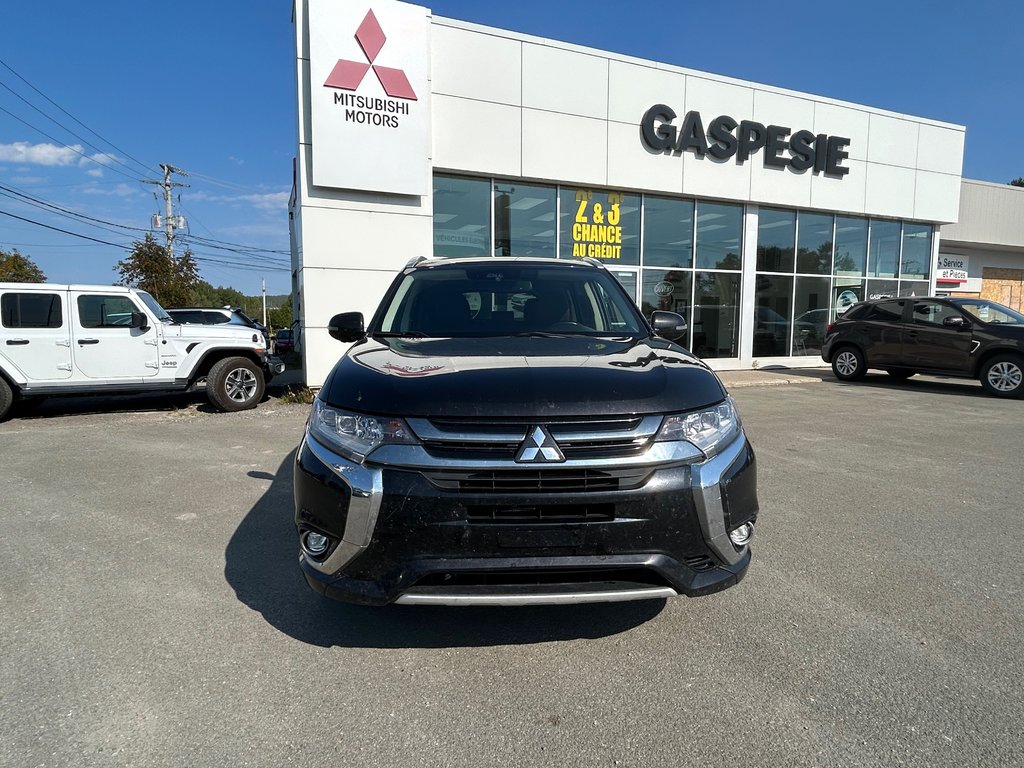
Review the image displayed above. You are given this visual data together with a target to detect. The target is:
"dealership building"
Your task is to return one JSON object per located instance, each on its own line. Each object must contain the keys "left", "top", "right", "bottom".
{"left": 288, "top": 0, "right": 1023, "bottom": 387}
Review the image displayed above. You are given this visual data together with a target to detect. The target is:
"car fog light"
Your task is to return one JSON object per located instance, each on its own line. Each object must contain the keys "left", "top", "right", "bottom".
{"left": 728, "top": 522, "right": 754, "bottom": 547}
{"left": 302, "top": 530, "right": 331, "bottom": 557}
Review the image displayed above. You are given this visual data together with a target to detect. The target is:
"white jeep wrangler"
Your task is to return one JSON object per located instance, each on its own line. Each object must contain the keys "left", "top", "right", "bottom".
{"left": 0, "top": 282, "right": 286, "bottom": 421}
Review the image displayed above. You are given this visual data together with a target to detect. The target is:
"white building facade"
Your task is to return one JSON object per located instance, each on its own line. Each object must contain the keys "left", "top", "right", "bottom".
{"left": 290, "top": 0, "right": 966, "bottom": 387}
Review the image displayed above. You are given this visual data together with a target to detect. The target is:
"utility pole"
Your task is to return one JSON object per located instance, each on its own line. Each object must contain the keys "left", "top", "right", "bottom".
{"left": 143, "top": 164, "right": 190, "bottom": 258}
{"left": 262, "top": 277, "right": 267, "bottom": 328}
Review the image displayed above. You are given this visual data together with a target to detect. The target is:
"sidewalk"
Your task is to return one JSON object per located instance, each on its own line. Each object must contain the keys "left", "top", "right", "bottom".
{"left": 715, "top": 366, "right": 832, "bottom": 389}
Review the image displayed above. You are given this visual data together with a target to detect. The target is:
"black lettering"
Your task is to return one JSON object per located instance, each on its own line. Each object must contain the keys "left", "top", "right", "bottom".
{"left": 764, "top": 125, "right": 791, "bottom": 169}
{"left": 789, "top": 129, "right": 815, "bottom": 171}
{"left": 640, "top": 104, "right": 678, "bottom": 152}
{"left": 826, "top": 136, "right": 851, "bottom": 176}
{"left": 813, "top": 134, "right": 829, "bottom": 173}
{"left": 737, "top": 120, "right": 767, "bottom": 163}
{"left": 708, "top": 115, "right": 738, "bottom": 159}
{"left": 675, "top": 111, "right": 708, "bottom": 156}
{"left": 334, "top": 92, "right": 346, "bottom": 105}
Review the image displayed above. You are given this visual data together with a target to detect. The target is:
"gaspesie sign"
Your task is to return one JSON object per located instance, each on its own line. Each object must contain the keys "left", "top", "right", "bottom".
{"left": 640, "top": 104, "right": 851, "bottom": 178}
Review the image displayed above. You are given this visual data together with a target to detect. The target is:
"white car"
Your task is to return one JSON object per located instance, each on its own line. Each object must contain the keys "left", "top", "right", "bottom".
{"left": 0, "top": 282, "right": 285, "bottom": 420}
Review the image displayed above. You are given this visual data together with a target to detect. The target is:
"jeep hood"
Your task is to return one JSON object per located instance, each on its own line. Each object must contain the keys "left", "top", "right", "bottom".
{"left": 319, "top": 336, "right": 726, "bottom": 418}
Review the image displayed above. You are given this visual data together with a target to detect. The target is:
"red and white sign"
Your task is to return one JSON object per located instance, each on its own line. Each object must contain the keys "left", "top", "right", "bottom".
{"left": 936, "top": 253, "right": 969, "bottom": 284}
{"left": 308, "top": 0, "right": 430, "bottom": 196}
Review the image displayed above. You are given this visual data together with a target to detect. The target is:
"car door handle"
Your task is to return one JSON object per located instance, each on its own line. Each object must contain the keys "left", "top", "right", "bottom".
{"left": 77, "top": 338, "right": 100, "bottom": 345}
{"left": 5, "top": 339, "right": 30, "bottom": 345}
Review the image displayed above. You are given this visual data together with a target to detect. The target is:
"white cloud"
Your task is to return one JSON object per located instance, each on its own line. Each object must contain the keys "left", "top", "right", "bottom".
{"left": 86, "top": 167, "right": 104, "bottom": 178}
{"left": 10, "top": 175, "right": 48, "bottom": 185}
{"left": 81, "top": 183, "right": 142, "bottom": 198}
{"left": 187, "top": 190, "right": 290, "bottom": 212}
{"left": 0, "top": 141, "right": 82, "bottom": 166}
{"left": 228, "top": 155, "right": 245, "bottom": 166}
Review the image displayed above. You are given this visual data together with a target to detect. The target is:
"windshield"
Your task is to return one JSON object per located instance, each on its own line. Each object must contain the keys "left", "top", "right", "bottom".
{"left": 954, "top": 299, "right": 1024, "bottom": 325}
{"left": 375, "top": 264, "right": 646, "bottom": 338}
{"left": 137, "top": 291, "right": 173, "bottom": 323}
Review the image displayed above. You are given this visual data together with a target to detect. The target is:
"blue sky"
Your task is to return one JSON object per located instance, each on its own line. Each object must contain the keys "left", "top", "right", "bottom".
{"left": 1, "top": 0, "right": 1020, "bottom": 296}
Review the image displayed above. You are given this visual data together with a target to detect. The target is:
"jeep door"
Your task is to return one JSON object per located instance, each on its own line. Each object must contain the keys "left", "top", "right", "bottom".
{"left": 71, "top": 291, "right": 158, "bottom": 379}
{"left": 0, "top": 289, "right": 72, "bottom": 381}
{"left": 903, "top": 300, "right": 973, "bottom": 371}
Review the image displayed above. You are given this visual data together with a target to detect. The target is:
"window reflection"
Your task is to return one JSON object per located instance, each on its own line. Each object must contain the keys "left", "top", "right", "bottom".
{"left": 754, "top": 275, "right": 793, "bottom": 356}
{"left": 796, "top": 212, "right": 833, "bottom": 275}
{"left": 493, "top": 182, "right": 556, "bottom": 258}
{"left": 794, "top": 276, "right": 831, "bottom": 355}
{"left": 433, "top": 175, "right": 491, "bottom": 257}
{"left": 835, "top": 216, "right": 867, "bottom": 276}
{"left": 641, "top": 270, "right": 692, "bottom": 349}
{"left": 757, "top": 208, "right": 795, "bottom": 273}
{"left": 900, "top": 224, "right": 932, "bottom": 280}
{"left": 695, "top": 202, "right": 743, "bottom": 270}
{"left": 869, "top": 220, "right": 901, "bottom": 278}
{"left": 693, "top": 272, "right": 740, "bottom": 358}
{"left": 643, "top": 196, "right": 693, "bottom": 268}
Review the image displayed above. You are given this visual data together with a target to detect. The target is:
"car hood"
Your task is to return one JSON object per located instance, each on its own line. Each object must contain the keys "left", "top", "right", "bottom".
{"left": 164, "top": 323, "right": 264, "bottom": 344}
{"left": 320, "top": 336, "right": 726, "bottom": 418}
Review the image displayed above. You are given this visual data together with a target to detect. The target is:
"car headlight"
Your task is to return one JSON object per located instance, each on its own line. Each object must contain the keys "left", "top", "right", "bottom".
{"left": 308, "top": 399, "right": 418, "bottom": 461}
{"left": 655, "top": 396, "right": 740, "bottom": 457}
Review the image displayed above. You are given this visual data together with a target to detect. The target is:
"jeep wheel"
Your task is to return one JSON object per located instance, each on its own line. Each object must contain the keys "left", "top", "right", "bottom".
{"left": 207, "top": 357, "right": 265, "bottom": 412}
{"left": 980, "top": 354, "right": 1024, "bottom": 398}
{"left": 0, "top": 377, "right": 13, "bottom": 421}
{"left": 832, "top": 347, "right": 866, "bottom": 381}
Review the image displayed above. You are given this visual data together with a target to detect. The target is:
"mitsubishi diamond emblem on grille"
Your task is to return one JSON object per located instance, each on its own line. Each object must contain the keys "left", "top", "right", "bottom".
{"left": 515, "top": 426, "right": 565, "bottom": 463}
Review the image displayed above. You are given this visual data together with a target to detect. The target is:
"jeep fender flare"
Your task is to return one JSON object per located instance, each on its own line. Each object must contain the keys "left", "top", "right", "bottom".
{"left": 179, "top": 347, "right": 265, "bottom": 387}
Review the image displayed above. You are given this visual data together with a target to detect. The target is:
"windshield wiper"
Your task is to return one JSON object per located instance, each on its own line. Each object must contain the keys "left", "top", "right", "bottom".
{"left": 512, "top": 331, "right": 573, "bottom": 338}
{"left": 374, "top": 331, "right": 429, "bottom": 338}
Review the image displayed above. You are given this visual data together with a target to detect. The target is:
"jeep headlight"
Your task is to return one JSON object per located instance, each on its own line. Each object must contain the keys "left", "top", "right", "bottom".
{"left": 309, "top": 399, "right": 417, "bottom": 461}
{"left": 656, "top": 396, "right": 740, "bottom": 457}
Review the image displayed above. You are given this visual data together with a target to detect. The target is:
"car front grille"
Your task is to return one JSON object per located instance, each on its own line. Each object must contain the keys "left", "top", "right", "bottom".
{"left": 421, "top": 467, "right": 653, "bottom": 494}
{"left": 465, "top": 503, "right": 614, "bottom": 523}
{"left": 409, "top": 415, "right": 662, "bottom": 462}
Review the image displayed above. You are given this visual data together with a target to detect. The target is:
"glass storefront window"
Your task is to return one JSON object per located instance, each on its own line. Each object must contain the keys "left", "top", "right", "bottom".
{"left": 796, "top": 212, "right": 833, "bottom": 275}
{"left": 695, "top": 202, "right": 743, "bottom": 270}
{"left": 900, "top": 224, "right": 932, "bottom": 280}
{"left": 756, "top": 208, "right": 795, "bottom": 273}
{"left": 833, "top": 278, "right": 864, "bottom": 316}
{"left": 643, "top": 196, "right": 694, "bottom": 268}
{"left": 610, "top": 270, "right": 638, "bottom": 303}
{"left": 866, "top": 278, "right": 899, "bottom": 300}
{"left": 794, "top": 276, "right": 831, "bottom": 355}
{"left": 559, "top": 188, "right": 640, "bottom": 265}
{"left": 693, "top": 272, "right": 740, "bottom": 358}
{"left": 641, "top": 269, "right": 692, "bottom": 349}
{"left": 753, "top": 275, "right": 793, "bottom": 357}
{"left": 868, "top": 220, "right": 901, "bottom": 278}
{"left": 493, "top": 181, "right": 556, "bottom": 258}
{"left": 834, "top": 216, "right": 867, "bottom": 276}
{"left": 433, "top": 175, "right": 491, "bottom": 258}
{"left": 898, "top": 280, "right": 930, "bottom": 298}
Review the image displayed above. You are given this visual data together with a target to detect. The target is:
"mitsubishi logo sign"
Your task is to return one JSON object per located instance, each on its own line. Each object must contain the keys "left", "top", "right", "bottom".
{"left": 323, "top": 9, "right": 417, "bottom": 100}
{"left": 308, "top": 0, "right": 429, "bottom": 196}
{"left": 515, "top": 426, "right": 566, "bottom": 464}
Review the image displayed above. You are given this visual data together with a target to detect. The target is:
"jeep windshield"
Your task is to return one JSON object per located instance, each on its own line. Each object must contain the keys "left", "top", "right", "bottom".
{"left": 953, "top": 299, "right": 1024, "bottom": 325}
{"left": 137, "top": 291, "right": 174, "bottom": 323}
{"left": 373, "top": 264, "right": 647, "bottom": 338}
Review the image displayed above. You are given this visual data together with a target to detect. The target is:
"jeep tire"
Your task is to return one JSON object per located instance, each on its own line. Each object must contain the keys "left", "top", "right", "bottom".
{"left": 207, "top": 356, "right": 265, "bottom": 412}
{"left": 0, "top": 377, "right": 12, "bottom": 421}
{"left": 980, "top": 354, "right": 1024, "bottom": 398}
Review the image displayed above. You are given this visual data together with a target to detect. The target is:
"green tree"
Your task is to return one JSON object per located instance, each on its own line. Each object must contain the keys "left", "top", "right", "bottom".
{"left": 115, "top": 234, "right": 199, "bottom": 307}
{"left": 1011, "top": 177, "right": 1024, "bottom": 187}
{"left": 268, "top": 294, "right": 293, "bottom": 330}
{"left": 0, "top": 248, "right": 46, "bottom": 282}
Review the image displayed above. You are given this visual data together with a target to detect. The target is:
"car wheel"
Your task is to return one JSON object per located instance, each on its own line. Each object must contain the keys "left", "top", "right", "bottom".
{"left": 207, "top": 357, "right": 265, "bottom": 412}
{"left": 886, "top": 369, "right": 916, "bottom": 380}
{"left": 0, "top": 377, "right": 13, "bottom": 421}
{"left": 831, "top": 346, "right": 866, "bottom": 381}
{"left": 980, "top": 354, "right": 1024, "bottom": 398}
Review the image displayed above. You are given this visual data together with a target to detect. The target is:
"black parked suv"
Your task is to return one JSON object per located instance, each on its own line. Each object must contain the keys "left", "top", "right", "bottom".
{"left": 293, "top": 257, "right": 759, "bottom": 606}
{"left": 822, "top": 296, "right": 1024, "bottom": 398}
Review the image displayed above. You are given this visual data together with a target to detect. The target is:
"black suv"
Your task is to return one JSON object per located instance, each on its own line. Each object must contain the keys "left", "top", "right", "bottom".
{"left": 822, "top": 296, "right": 1024, "bottom": 398}
{"left": 293, "top": 257, "right": 759, "bottom": 606}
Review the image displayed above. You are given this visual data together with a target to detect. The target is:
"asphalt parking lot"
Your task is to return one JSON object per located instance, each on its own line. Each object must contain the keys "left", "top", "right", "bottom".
{"left": 2, "top": 372, "right": 1022, "bottom": 768}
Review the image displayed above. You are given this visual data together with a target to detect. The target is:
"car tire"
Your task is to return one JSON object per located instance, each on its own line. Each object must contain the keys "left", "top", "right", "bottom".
{"left": 980, "top": 354, "right": 1024, "bottom": 398}
{"left": 0, "top": 377, "right": 13, "bottom": 422}
{"left": 207, "top": 357, "right": 265, "bottom": 412}
{"left": 831, "top": 346, "right": 866, "bottom": 381}
{"left": 886, "top": 369, "right": 916, "bottom": 380}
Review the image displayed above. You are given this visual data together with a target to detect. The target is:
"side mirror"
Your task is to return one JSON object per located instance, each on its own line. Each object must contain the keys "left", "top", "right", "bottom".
{"left": 328, "top": 312, "right": 365, "bottom": 342}
{"left": 651, "top": 310, "right": 688, "bottom": 340}
{"left": 130, "top": 311, "right": 150, "bottom": 331}
{"left": 942, "top": 315, "right": 969, "bottom": 329}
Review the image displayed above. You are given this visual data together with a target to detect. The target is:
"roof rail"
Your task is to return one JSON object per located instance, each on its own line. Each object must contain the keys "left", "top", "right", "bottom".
{"left": 404, "top": 255, "right": 432, "bottom": 270}
{"left": 580, "top": 257, "right": 607, "bottom": 269}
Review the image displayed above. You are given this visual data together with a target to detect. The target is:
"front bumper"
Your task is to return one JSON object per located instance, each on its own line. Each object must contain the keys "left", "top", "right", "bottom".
{"left": 293, "top": 430, "right": 758, "bottom": 606}
{"left": 263, "top": 354, "right": 286, "bottom": 377}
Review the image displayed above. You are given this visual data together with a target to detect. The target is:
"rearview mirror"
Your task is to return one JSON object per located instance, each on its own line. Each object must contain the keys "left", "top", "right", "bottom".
{"left": 328, "top": 312, "right": 365, "bottom": 342}
{"left": 651, "top": 310, "right": 688, "bottom": 340}
{"left": 130, "top": 311, "right": 150, "bottom": 331}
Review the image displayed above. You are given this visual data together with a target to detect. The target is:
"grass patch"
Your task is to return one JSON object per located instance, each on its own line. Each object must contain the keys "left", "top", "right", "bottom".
{"left": 277, "top": 385, "right": 315, "bottom": 405}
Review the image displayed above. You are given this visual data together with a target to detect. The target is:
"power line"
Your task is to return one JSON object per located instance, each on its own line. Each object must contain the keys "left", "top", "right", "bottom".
{"left": 0, "top": 207, "right": 132, "bottom": 248}
{"left": 0, "top": 56, "right": 157, "bottom": 177}
{"left": 0, "top": 182, "right": 149, "bottom": 234}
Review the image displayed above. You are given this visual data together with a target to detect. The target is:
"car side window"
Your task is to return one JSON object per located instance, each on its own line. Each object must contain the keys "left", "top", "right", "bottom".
{"left": 1, "top": 292, "right": 63, "bottom": 328}
{"left": 912, "top": 301, "right": 963, "bottom": 328}
{"left": 77, "top": 295, "right": 138, "bottom": 328}
{"left": 864, "top": 300, "right": 904, "bottom": 322}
